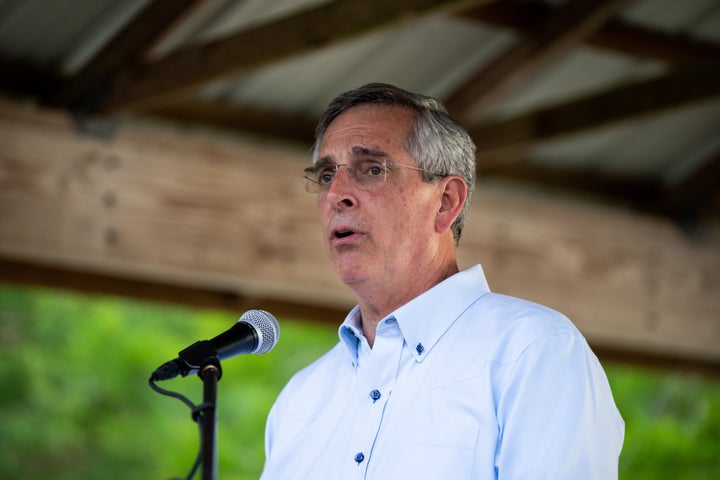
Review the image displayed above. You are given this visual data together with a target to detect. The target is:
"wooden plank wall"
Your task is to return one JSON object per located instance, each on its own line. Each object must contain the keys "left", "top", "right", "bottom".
{"left": 1, "top": 99, "right": 718, "bottom": 373}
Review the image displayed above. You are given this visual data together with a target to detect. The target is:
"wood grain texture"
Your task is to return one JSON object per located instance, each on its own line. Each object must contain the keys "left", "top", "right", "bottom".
{"left": 0, "top": 99, "right": 718, "bottom": 370}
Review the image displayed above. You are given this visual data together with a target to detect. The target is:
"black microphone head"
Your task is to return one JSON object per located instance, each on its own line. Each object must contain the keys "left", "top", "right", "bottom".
{"left": 241, "top": 309, "right": 280, "bottom": 354}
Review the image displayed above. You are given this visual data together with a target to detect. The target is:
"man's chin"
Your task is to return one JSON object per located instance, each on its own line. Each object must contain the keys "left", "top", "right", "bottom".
{"left": 333, "top": 260, "right": 369, "bottom": 286}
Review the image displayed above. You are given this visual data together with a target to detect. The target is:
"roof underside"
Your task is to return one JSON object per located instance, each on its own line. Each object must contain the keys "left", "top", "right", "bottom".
{"left": 1, "top": 0, "right": 719, "bottom": 226}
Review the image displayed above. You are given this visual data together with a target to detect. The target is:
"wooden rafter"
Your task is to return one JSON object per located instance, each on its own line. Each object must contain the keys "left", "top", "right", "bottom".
{"left": 49, "top": 0, "right": 204, "bottom": 112}
{"left": 652, "top": 149, "right": 720, "bottom": 222}
{"left": 98, "top": 0, "right": 490, "bottom": 113}
{"left": 445, "top": 0, "right": 633, "bottom": 123}
{"left": 459, "top": 0, "right": 720, "bottom": 64}
{"left": 0, "top": 57, "right": 62, "bottom": 98}
{"left": 147, "top": 99, "right": 317, "bottom": 145}
{"left": 469, "top": 61, "right": 720, "bottom": 154}
{"left": 477, "top": 161, "right": 660, "bottom": 208}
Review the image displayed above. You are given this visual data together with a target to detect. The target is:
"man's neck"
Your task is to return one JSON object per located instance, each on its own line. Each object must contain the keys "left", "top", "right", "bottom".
{"left": 353, "top": 261, "right": 459, "bottom": 347}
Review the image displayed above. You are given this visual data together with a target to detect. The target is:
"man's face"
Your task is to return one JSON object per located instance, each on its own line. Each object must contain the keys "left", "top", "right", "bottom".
{"left": 315, "top": 104, "right": 444, "bottom": 290}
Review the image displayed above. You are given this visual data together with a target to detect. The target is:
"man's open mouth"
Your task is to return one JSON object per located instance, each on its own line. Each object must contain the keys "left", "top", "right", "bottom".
{"left": 335, "top": 230, "right": 354, "bottom": 239}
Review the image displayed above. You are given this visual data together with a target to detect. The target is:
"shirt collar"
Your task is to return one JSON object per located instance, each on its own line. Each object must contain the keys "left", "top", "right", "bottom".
{"left": 339, "top": 305, "right": 363, "bottom": 364}
{"left": 338, "top": 264, "right": 491, "bottom": 364}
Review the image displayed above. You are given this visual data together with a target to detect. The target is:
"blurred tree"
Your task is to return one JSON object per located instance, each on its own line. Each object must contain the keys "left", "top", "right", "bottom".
{"left": 0, "top": 284, "right": 718, "bottom": 479}
{"left": 0, "top": 284, "right": 335, "bottom": 479}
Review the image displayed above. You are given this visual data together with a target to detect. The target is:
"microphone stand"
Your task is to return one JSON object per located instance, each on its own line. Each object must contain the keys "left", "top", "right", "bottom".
{"left": 152, "top": 326, "right": 274, "bottom": 480}
{"left": 198, "top": 357, "right": 222, "bottom": 480}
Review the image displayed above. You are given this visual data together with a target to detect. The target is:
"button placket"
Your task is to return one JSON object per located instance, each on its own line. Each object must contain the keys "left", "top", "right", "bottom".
{"left": 344, "top": 318, "right": 403, "bottom": 477}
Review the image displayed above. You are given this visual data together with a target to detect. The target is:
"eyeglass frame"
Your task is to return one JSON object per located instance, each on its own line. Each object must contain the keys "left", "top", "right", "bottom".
{"left": 302, "top": 158, "right": 446, "bottom": 193}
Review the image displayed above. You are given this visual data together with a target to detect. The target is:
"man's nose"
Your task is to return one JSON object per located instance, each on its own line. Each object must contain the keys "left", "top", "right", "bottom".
{"left": 325, "top": 166, "right": 356, "bottom": 207}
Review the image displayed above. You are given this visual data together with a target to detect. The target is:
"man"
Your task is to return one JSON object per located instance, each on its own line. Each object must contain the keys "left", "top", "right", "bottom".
{"left": 260, "top": 83, "right": 623, "bottom": 479}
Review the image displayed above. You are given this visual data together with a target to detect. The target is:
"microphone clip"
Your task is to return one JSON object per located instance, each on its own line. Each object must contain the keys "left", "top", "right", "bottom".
{"left": 178, "top": 340, "right": 221, "bottom": 377}
{"left": 151, "top": 340, "right": 223, "bottom": 381}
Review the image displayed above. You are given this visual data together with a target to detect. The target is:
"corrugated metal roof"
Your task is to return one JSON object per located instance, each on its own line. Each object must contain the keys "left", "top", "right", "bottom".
{"left": 0, "top": 0, "right": 148, "bottom": 73}
{"left": 204, "top": 14, "right": 517, "bottom": 116}
{"left": 0, "top": 0, "right": 718, "bottom": 221}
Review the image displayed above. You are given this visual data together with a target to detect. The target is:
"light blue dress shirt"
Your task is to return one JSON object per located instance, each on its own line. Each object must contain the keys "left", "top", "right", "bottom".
{"left": 261, "top": 265, "right": 624, "bottom": 479}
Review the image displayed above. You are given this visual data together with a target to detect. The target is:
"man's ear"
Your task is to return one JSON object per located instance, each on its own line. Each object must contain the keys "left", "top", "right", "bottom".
{"left": 435, "top": 176, "right": 467, "bottom": 235}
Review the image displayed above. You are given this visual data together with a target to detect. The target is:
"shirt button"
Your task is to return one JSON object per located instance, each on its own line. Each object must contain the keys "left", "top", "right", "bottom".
{"left": 370, "top": 389, "right": 381, "bottom": 402}
{"left": 354, "top": 452, "right": 365, "bottom": 464}
{"left": 416, "top": 343, "right": 425, "bottom": 355}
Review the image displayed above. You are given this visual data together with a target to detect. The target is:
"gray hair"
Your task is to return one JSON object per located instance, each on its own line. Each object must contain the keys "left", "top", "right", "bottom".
{"left": 313, "top": 83, "right": 476, "bottom": 245}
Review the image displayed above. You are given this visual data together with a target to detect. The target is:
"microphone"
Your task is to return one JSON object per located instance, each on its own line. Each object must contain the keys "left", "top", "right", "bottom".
{"left": 151, "top": 310, "right": 280, "bottom": 381}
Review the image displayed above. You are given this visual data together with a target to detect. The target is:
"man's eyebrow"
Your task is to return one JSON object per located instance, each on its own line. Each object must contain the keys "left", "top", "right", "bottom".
{"left": 315, "top": 156, "right": 335, "bottom": 167}
{"left": 316, "top": 146, "right": 387, "bottom": 165}
{"left": 350, "top": 146, "right": 387, "bottom": 158}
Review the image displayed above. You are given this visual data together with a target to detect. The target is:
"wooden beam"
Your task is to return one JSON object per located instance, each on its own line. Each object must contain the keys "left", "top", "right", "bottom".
{"left": 446, "top": 0, "right": 632, "bottom": 122}
{"left": 0, "top": 98, "right": 718, "bottom": 373}
{"left": 146, "top": 99, "right": 317, "bottom": 145}
{"left": 98, "top": 0, "right": 489, "bottom": 112}
{"left": 2, "top": 254, "right": 717, "bottom": 377}
{"left": 0, "top": 97, "right": 350, "bottom": 309}
{"left": 49, "top": 0, "right": 204, "bottom": 112}
{"left": 0, "top": 57, "right": 63, "bottom": 99}
{"left": 478, "top": 161, "right": 660, "bottom": 208}
{"left": 459, "top": 0, "right": 720, "bottom": 64}
{"left": 469, "top": 61, "right": 720, "bottom": 154}
{"left": 0, "top": 256, "right": 346, "bottom": 323}
{"left": 652, "top": 149, "right": 720, "bottom": 223}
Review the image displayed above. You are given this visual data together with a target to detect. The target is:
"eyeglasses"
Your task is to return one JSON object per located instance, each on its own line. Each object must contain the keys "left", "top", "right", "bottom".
{"left": 303, "top": 159, "right": 445, "bottom": 193}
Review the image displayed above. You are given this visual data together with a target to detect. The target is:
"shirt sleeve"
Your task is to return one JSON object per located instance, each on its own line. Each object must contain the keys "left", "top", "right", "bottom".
{"left": 260, "top": 378, "right": 293, "bottom": 479}
{"left": 494, "top": 329, "right": 624, "bottom": 480}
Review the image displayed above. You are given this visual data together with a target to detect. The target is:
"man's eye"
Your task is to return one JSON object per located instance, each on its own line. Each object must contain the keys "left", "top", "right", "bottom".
{"left": 318, "top": 172, "right": 335, "bottom": 184}
{"left": 315, "top": 165, "right": 336, "bottom": 184}
{"left": 360, "top": 161, "right": 385, "bottom": 177}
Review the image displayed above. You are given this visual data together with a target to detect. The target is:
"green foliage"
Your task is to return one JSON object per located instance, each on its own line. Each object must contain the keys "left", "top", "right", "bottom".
{"left": 607, "top": 363, "right": 720, "bottom": 479}
{"left": 1, "top": 283, "right": 718, "bottom": 479}
{"left": 0, "top": 284, "right": 336, "bottom": 480}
